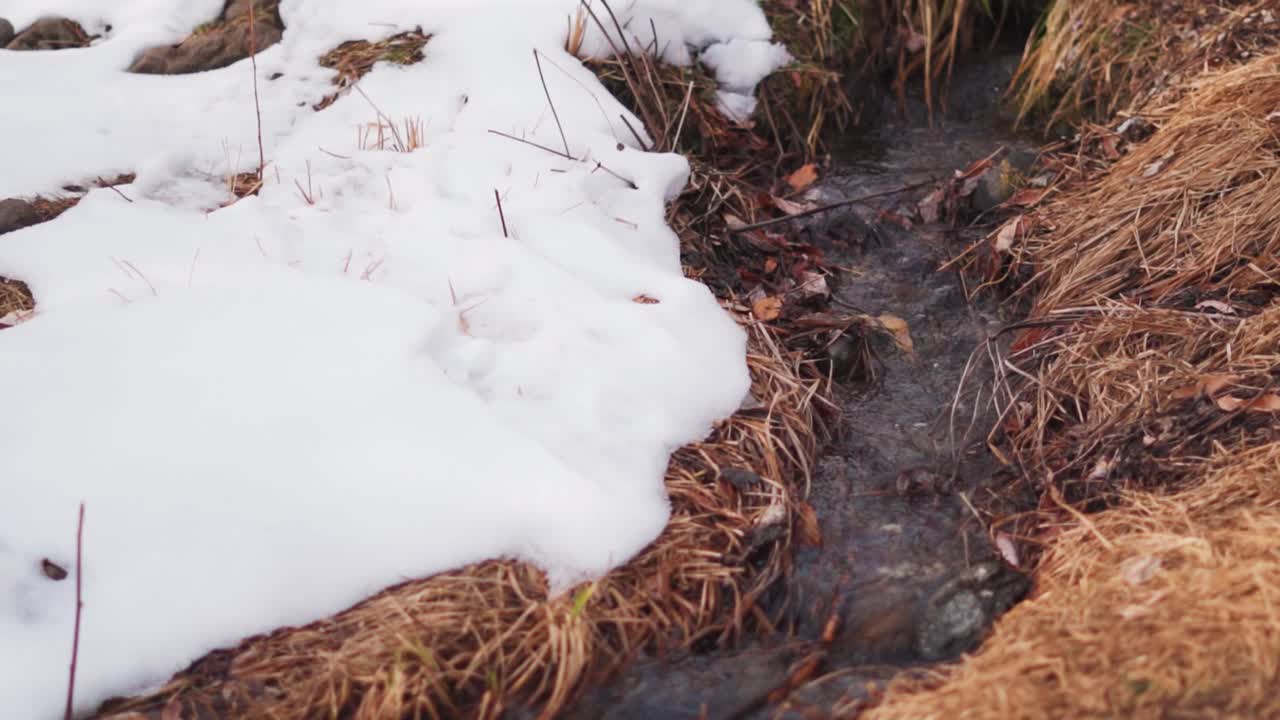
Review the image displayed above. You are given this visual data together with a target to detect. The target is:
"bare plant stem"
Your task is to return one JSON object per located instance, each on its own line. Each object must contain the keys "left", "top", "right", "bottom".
{"left": 63, "top": 502, "right": 85, "bottom": 720}
{"left": 248, "top": 2, "right": 265, "bottom": 181}
{"left": 533, "top": 50, "right": 571, "bottom": 157}
{"left": 494, "top": 189, "right": 509, "bottom": 237}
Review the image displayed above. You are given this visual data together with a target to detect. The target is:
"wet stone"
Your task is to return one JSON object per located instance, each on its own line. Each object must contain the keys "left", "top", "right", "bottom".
{"left": 0, "top": 199, "right": 40, "bottom": 235}
{"left": 0, "top": 18, "right": 14, "bottom": 46}
{"left": 6, "top": 17, "right": 91, "bottom": 50}
{"left": 129, "top": 1, "right": 283, "bottom": 75}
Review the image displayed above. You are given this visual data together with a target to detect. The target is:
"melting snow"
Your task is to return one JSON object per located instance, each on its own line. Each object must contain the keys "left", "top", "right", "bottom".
{"left": 0, "top": 0, "right": 789, "bottom": 716}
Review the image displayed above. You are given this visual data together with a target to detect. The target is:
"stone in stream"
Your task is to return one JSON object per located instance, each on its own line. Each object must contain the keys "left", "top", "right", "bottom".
{"left": 0, "top": 199, "right": 41, "bottom": 235}
{"left": 5, "top": 18, "right": 91, "bottom": 50}
{"left": 0, "top": 18, "right": 14, "bottom": 47}
{"left": 129, "top": 0, "right": 284, "bottom": 75}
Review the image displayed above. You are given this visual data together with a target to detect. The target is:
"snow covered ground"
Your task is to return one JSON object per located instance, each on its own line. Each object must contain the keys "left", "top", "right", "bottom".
{"left": 0, "top": 0, "right": 789, "bottom": 717}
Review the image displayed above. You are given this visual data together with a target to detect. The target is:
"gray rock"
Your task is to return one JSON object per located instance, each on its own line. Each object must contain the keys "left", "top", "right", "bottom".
{"left": 6, "top": 18, "right": 89, "bottom": 51}
{"left": 0, "top": 199, "right": 40, "bottom": 235}
{"left": 129, "top": 2, "right": 283, "bottom": 75}
{"left": 0, "top": 18, "right": 15, "bottom": 47}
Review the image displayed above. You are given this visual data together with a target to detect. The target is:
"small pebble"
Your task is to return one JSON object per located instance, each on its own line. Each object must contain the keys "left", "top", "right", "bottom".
{"left": 0, "top": 18, "right": 15, "bottom": 47}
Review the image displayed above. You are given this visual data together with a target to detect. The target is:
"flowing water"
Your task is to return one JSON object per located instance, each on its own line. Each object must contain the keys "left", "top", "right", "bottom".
{"left": 545, "top": 51, "right": 1045, "bottom": 720}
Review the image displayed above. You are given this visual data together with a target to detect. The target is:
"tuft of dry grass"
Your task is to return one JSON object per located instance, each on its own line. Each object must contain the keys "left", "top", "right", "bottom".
{"left": 1013, "top": 0, "right": 1280, "bottom": 128}
{"left": 0, "top": 277, "right": 34, "bottom": 322}
{"left": 990, "top": 53, "right": 1280, "bottom": 496}
{"left": 314, "top": 29, "right": 431, "bottom": 111}
{"left": 858, "top": 44, "right": 1280, "bottom": 720}
{"left": 865, "top": 440, "right": 1280, "bottom": 719}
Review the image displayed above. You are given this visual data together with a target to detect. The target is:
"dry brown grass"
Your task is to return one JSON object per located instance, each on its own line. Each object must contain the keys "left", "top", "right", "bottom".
{"left": 314, "top": 29, "right": 431, "bottom": 111}
{"left": 1013, "top": 0, "right": 1280, "bottom": 128}
{"left": 0, "top": 277, "right": 34, "bottom": 321}
{"left": 992, "top": 53, "right": 1280, "bottom": 492}
{"left": 855, "top": 42, "right": 1280, "bottom": 720}
{"left": 866, "top": 440, "right": 1280, "bottom": 719}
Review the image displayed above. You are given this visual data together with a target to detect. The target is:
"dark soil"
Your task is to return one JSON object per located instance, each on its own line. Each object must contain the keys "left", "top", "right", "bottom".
{"left": 546, "top": 52, "right": 1041, "bottom": 720}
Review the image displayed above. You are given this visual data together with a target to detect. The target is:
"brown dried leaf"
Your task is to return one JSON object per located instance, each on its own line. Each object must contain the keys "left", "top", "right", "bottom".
{"left": 632, "top": 294, "right": 660, "bottom": 304}
{"left": 40, "top": 559, "right": 68, "bottom": 581}
{"left": 773, "top": 195, "right": 816, "bottom": 215}
{"left": 785, "top": 163, "right": 819, "bottom": 192}
{"left": 1007, "top": 187, "right": 1050, "bottom": 207}
{"left": 752, "top": 296, "right": 783, "bottom": 321}
{"left": 877, "top": 314, "right": 914, "bottom": 353}
{"left": 993, "top": 216, "right": 1024, "bottom": 253}
{"left": 995, "top": 532, "right": 1020, "bottom": 568}
{"left": 795, "top": 501, "right": 822, "bottom": 547}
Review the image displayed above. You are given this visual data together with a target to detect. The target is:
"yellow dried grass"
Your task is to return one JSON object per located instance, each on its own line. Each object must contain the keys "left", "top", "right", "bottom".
{"left": 867, "top": 441, "right": 1280, "bottom": 719}
{"left": 857, "top": 43, "right": 1280, "bottom": 720}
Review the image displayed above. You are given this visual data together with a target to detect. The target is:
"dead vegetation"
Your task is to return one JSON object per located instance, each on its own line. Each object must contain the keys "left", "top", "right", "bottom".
{"left": 867, "top": 442, "right": 1280, "bottom": 719}
{"left": 314, "top": 29, "right": 431, "bottom": 111}
{"left": 1013, "top": 0, "right": 1280, "bottom": 128}
{"left": 859, "top": 11, "right": 1280, "bottom": 718}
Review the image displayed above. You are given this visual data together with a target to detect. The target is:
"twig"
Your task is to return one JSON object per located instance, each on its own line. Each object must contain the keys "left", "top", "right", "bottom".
{"left": 97, "top": 177, "right": 133, "bottom": 203}
{"left": 494, "top": 189, "right": 509, "bottom": 237}
{"left": 728, "top": 178, "right": 937, "bottom": 235}
{"left": 619, "top": 114, "right": 649, "bottom": 151}
{"left": 248, "top": 1, "right": 265, "bottom": 181}
{"left": 670, "top": 80, "right": 694, "bottom": 152}
{"left": 486, "top": 130, "right": 638, "bottom": 189}
{"left": 533, "top": 50, "right": 571, "bottom": 157}
{"left": 63, "top": 502, "right": 85, "bottom": 720}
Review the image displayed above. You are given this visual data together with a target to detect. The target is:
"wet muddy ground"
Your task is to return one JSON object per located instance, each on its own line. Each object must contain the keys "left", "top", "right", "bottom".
{"left": 550, "top": 54, "right": 1042, "bottom": 720}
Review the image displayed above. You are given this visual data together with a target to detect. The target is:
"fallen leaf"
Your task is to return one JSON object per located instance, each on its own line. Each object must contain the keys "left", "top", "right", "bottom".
{"left": 794, "top": 271, "right": 830, "bottom": 301}
{"left": 773, "top": 195, "right": 816, "bottom": 215}
{"left": 1194, "top": 299, "right": 1236, "bottom": 314}
{"left": 1007, "top": 187, "right": 1051, "bottom": 207}
{"left": 795, "top": 501, "right": 823, "bottom": 547}
{"left": 995, "top": 532, "right": 1020, "bottom": 568}
{"left": 40, "top": 559, "right": 68, "bottom": 581}
{"left": 752, "top": 296, "right": 783, "bottom": 321}
{"left": 918, "top": 188, "right": 945, "bottom": 223}
{"left": 1099, "top": 134, "right": 1122, "bottom": 159}
{"left": 993, "top": 216, "right": 1024, "bottom": 252}
{"left": 785, "top": 163, "right": 819, "bottom": 192}
{"left": 1218, "top": 393, "right": 1280, "bottom": 412}
{"left": 877, "top": 314, "right": 914, "bottom": 353}
{"left": 161, "top": 697, "right": 185, "bottom": 720}
{"left": 764, "top": 257, "right": 778, "bottom": 273}
{"left": 1121, "top": 555, "right": 1161, "bottom": 586}
{"left": 724, "top": 213, "right": 747, "bottom": 229}
{"left": 1171, "top": 373, "right": 1239, "bottom": 400}
{"left": 632, "top": 294, "right": 660, "bottom": 304}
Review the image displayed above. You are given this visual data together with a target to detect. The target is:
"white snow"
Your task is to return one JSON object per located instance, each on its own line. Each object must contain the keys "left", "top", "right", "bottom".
{"left": 0, "top": 1, "right": 788, "bottom": 717}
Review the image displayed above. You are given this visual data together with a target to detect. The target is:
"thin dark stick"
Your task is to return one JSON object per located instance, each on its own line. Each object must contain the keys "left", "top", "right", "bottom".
{"left": 728, "top": 179, "right": 937, "bottom": 235}
{"left": 98, "top": 177, "right": 133, "bottom": 203}
{"left": 590, "top": 161, "right": 639, "bottom": 189}
{"left": 488, "top": 129, "right": 572, "bottom": 160}
{"left": 63, "top": 502, "right": 85, "bottom": 720}
{"left": 619, "top": 114, "right": 649, "bottom": 151}
{"left": 486, "top": 130, "right": 638, "bottom": 189}
{"left": 533, "top": 50, "right": 571, "bottom": 158}
{"left": 248, "top": 2, "right": 265, "bottom": 181}
{"left": 494, "top": 189, "right": 509, "bottom": 237}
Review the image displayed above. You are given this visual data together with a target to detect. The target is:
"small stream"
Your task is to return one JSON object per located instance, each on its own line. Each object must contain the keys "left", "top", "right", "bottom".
{"left": 546, "top": 52, "right": 1044, "bottom": 720}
